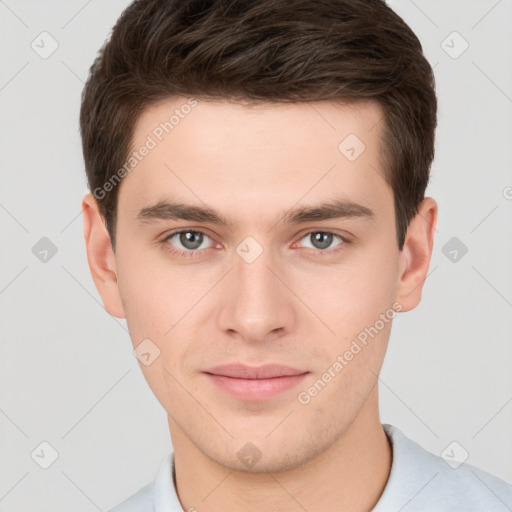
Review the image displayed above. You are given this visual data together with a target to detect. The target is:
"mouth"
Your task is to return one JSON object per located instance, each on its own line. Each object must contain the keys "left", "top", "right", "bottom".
{"left": 203, "top": 363, "right": 309, "bottom": 401}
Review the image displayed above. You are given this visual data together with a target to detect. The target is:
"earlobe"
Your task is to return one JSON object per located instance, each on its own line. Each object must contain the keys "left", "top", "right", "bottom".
{"left": 82, "top": 193, "right": 126, "bottom": 318}
{"left": 395, "top": 197, "right": 438, "bottom": 312}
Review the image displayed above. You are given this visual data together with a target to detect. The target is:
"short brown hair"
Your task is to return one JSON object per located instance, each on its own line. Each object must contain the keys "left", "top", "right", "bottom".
{"left": 80, "top": 0, "right": 437, "bottom": 250}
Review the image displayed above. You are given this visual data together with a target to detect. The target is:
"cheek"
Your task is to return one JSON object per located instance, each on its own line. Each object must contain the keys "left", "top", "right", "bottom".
{"left": 345, "top": 238, "right": 400, "bottom": 313}
{"left": 116, "top": 266, "right": 165, "bottom": 340}
{"left": 115, "top": 247, "right": 209, "bottom": 339}
{"left": 297, "top": 244, "right": 399, "bottom": 387}
{"left": 301, "top": 253, "right": 398, "bottom": 341}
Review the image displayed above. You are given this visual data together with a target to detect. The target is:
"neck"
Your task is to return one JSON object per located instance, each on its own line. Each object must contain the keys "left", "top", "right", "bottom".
{"left": 170, "top": 387, "right": 392, "bottom": 512}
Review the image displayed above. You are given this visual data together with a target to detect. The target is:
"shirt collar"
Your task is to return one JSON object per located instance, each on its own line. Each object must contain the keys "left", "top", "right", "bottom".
{"left": 153, "top": 448, "right": 182, "bottom": 511}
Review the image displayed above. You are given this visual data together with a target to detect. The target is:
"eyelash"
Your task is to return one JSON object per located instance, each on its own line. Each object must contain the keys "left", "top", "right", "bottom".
{"left": 160, "top": 228, "right": 351, "bottom": 259}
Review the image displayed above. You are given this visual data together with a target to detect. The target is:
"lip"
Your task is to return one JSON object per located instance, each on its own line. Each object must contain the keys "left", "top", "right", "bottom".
{"left": 203, "top": 364, "right": 309, "bottom": 401}
{"left": 205, "top": 363, "right": 306, "bottom": 379}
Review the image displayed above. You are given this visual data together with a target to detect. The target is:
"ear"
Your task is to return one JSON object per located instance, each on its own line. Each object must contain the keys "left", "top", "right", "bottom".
{"left": 81, "top": 193, "right": 126, "bottom": 318}
{"left": 395, "top": 197, "right": 438, "bottom": 312}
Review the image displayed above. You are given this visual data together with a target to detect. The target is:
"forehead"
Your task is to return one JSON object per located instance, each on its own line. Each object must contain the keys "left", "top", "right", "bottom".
{"left": 117, "top": 96, "right": 393, "bottom": 227}
{"left": 132, "top": 96, "right": 384, "bottom": 158}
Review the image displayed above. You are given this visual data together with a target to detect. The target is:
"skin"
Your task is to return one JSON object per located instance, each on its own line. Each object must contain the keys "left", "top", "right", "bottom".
{"left": 82, "top": 96, "right": 437, "bottom": 512}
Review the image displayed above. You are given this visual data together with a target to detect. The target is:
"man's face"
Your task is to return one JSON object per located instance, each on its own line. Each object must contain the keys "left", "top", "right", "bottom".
{"left": 111, "top": 97, "right": 404, "bottom": 471}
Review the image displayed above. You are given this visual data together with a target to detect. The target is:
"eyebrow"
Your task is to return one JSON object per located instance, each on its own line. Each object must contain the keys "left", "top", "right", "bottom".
{"left": 136, "top": 198, "right": 375, "bottom": 227}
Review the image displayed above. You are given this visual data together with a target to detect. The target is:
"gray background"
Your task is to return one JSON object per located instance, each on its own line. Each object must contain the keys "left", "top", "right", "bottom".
{"left": 0, "top": 0, "right": 511, "bottom": 510}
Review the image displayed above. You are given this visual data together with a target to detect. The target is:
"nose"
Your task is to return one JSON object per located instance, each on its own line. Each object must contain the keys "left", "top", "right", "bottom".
{"left": 216, "top": 244, "right": 296, "bottom": 344}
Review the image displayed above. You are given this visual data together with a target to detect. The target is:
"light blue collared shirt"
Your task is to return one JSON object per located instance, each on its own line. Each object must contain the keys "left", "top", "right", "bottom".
{"left": 108, "top": 423, "right": 512, "bottom": 511}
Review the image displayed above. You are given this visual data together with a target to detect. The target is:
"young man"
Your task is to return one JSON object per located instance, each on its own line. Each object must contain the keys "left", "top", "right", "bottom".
{"left": 80, "top": 0, "right": 512, "bottom": 510}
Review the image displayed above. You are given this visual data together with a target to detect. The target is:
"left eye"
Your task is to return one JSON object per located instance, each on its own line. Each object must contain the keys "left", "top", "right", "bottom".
{"left": 297, "top": 231, "right": 344, "bottom": 251}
